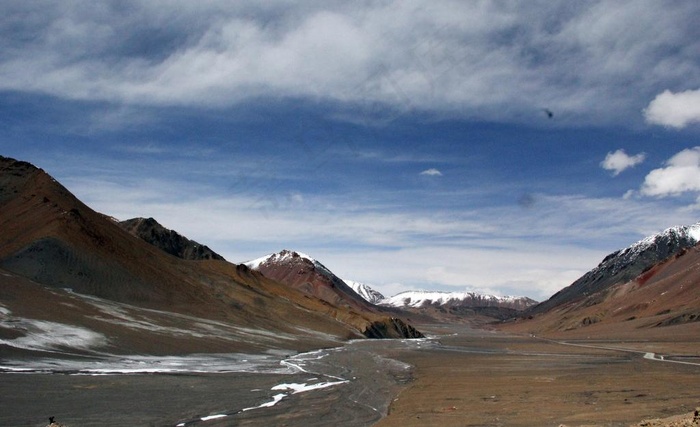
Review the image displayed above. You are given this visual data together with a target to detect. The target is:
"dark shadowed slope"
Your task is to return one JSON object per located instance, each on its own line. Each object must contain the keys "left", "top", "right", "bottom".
{"left": 119, "top": 217, "right": 225, "bottom": 261}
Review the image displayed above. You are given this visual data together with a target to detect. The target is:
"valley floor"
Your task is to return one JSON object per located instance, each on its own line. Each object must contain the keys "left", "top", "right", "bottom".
{"left": 377, "top": 323, "right": 700, "bottom": 427}
{"left": 2, "top": 323, "right": 699, "bottom": 426}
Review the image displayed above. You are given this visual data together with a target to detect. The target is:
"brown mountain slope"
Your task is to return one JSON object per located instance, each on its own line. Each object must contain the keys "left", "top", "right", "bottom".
{"left": 0, "top": 156, "right": 421, "bottom": 357}
{"left": 502, "top": 244, "right": 700, "bottom": 340}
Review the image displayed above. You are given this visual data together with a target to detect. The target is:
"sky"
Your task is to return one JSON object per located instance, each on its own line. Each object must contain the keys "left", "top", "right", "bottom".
{"left": 1, "top": 1, "right": 700, "bottom": 301}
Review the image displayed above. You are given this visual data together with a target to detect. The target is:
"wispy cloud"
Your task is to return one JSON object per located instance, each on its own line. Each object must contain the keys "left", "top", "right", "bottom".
{"left": 1, "top": 2, "right": 698, "bottom": 126}
{"left": 600, "top": 149, "right": 646, "bottom": 176}
{"left": 644, "top": 89, "right": 700, "bottom": 129}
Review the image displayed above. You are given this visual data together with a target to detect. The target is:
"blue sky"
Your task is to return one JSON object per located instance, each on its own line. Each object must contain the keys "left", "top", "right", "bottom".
{"left": 2, "top": 1, "right": 700, "bottom": 300}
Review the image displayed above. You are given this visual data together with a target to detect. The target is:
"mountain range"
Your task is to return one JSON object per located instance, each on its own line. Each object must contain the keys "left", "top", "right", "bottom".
{"left": 245, "top": 251, "right": 537, "bottom": 320}
{"left": 2, "top": 153, "right": 700, "bottom": 358}
{"left": 0, "top": 156, "right": 421, "bottom": 360}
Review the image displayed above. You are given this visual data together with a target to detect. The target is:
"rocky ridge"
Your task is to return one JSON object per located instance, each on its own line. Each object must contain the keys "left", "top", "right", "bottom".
{"left": 119, "top": 217, "right": 225, "bottom": 261}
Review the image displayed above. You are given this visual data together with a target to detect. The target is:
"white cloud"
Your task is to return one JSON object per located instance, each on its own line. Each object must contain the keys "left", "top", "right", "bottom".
{"left": 600, "top": 149, "right": 646, "bottom": 176}
{"left": 1, "top": 1, "right": 699, "bottom": 126}
{"left": 644, "top": 89, "right": 700, "bottom": 128}
{"left": 419, "top": 168, "right": 442, "bottom": 176}
{"left": 640, "top": 147, "right": 700, "bottom": 197}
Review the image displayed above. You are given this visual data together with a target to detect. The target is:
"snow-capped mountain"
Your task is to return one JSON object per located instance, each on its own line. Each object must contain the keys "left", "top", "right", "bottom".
{"left": 530, "top": 221, "right": 700, "bottom": 315}
{"left": 247, "top": 252, "right": 389, "bottom": 305}
{"left": 243, "top": 250, "right": 424, "bottom": 338}
{"left": 344, "top": 280, "right": 386, "bottom": 305}
{"left": 245, "top": 249, "right": 320, "bottom": 271}
{"left": 595, "top": 223, "right": 700, "bottom": 279}
{"left": 244, "top": 250, "right": 362, "bottom": 308}
{"left": 246, "top": 251, "right": 537, "bottom": 315}
{"left": 381, "top": 290, "right": 538, "bottom": 311}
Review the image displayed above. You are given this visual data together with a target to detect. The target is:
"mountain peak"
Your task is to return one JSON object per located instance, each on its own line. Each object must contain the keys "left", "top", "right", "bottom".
{"left": 119, "top": 217, "right": 225, "bottom": 261}
{"left": 344, "top": 280, "right": 386, "bottom": 305}
{"left": 244, "top": 250, "right": 351, "bottom": 300}
{"left": 245, "top": 249, "right": 313, "bottom": 269}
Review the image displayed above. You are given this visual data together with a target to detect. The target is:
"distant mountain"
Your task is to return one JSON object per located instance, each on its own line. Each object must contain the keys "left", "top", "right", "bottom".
{"left": 344, "top": 280, "right": 386, "bottom": 305}
{"left": 119, "top": 217, "right": 225, "bottom": 261}
{"left": 381, "top": 290, "right": 538, "bottom": 311}
{"left": 319, "top": 276, "right": 537, "bottom": 323}
{"left": 245, "top": 250, "right": 423, "bottom": 338}
{"left": 529, "top": 222, "right": 700, "bottom": 316}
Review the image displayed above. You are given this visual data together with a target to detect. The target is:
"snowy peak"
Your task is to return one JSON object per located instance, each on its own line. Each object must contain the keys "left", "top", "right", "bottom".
{"left": 585, "top": 221, "right": 700, "bottom": 285}
{"left": 245, "top": 251, "right": 538, "bottom": 311}
{"left": 245, "top": 250, "right": 333, "bottom": 277}
{"left": 381, "top": 290, "right": 537, "bottom": 311}
{"left": 244, "top": 250, "right": 374, "bottom": 310}
{"left": 344, "top": 280, "right": 386, "bottom": 305}
{"left": 613, "top": 222, "right": 700, "bottom": 267}
{"left": 245, "top": 249, "right": 313, "bottom": 269}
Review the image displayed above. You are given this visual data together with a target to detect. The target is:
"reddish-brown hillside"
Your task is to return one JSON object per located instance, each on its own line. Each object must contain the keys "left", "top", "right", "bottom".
{"left": 247, "top": 250, "right": 378, "bottom": 312}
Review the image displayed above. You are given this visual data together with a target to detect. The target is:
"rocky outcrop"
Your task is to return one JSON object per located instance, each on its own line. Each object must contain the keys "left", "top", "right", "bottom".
{"left": 363, "top": 317, "right": 424, "bottom": 339}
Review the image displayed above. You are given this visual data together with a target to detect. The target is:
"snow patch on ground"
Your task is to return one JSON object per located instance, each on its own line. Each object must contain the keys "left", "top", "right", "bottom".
{"left": 0, "top": 313, "right": 107, "bottom": 352}
{"left": 272, "top": 380, "right": 349, "bottom": 394}
{"left": 0, "top": 353, "right": 295, "bottom": 375}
